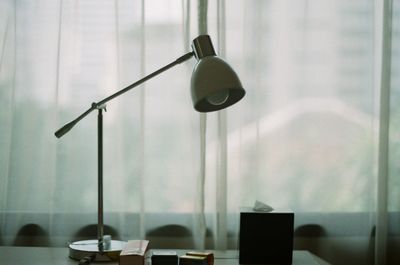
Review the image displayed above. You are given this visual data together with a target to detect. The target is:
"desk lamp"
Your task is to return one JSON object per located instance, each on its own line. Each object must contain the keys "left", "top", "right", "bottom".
{"left": 55, "top": 35, "right": 245, "bottom": 261}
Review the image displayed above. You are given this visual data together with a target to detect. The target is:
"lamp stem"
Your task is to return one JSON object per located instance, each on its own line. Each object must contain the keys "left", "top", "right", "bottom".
{"left": 97, "top": 107, "right": 105, "bottom": 252}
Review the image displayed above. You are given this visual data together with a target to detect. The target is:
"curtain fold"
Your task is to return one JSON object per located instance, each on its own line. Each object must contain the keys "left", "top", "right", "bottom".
{"left": 0, "top": 1, "right": 399, "bottom": 264}
{"left": 376, "top": 0, "right": 393, "bottom": 263}
{"left": 214, "top": 0, "right": 228, "bottom": 251}
{"left": 193, "top": 0, "right": 208, "bottom": 250}
{"left": 0, "top": 0, "right": 16, "bottom": 241}
{"left": 138, "top": 0, "right": 146, "bottom": 241}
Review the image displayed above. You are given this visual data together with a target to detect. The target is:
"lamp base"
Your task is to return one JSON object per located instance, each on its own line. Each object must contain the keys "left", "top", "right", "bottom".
{"left": 69, "top": 239, "right": 126, "bottom": 261}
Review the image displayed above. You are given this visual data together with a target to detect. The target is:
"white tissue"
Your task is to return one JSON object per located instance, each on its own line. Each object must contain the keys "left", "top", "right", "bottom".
{"left": 253, "top": 200, "right": 274, "bottom": 212}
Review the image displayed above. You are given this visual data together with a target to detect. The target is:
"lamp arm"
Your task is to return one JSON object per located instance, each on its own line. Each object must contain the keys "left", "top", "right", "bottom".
{"left": 55, "top": 51, "right": 194, "bottom": 138}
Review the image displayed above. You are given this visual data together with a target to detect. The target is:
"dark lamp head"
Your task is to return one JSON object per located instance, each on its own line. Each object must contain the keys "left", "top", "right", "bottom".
{"left": 190, "top": 35, "right": 245, "bottom": 112}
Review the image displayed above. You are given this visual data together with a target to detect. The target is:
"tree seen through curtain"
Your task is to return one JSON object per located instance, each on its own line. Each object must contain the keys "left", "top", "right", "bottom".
{"left": 0, "top": 0, "right": 399, "bottom": 264}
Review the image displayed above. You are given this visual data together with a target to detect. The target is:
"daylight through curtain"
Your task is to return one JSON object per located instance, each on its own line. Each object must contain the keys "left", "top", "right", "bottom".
{"left": 0, "top": 1, "right": 400, "bottom": 264}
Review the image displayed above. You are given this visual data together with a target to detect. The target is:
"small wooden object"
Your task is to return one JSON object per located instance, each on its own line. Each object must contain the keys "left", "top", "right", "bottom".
{"left": 186, "top": 251, "right": 214, "bottom": 265}
{"left": 179, "top": 255, "right": 207, "bottom": 265}
{"left": 119, "top": 240, "right": 149, "bottom": 265}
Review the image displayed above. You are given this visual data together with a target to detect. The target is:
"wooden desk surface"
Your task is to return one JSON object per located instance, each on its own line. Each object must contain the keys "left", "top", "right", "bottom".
{"left": 0, "top": 247, "right": 330, "bottom": 265}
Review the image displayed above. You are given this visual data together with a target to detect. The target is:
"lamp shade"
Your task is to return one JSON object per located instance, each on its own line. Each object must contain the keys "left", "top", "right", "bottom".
{"left": 190, "top": 35, "right": 245, "bottom": 112}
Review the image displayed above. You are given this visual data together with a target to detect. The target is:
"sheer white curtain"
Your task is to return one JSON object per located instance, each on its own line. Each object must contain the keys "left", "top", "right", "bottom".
{"left": 0, "top": 0, "right": 399, "bottom": 264}
{"left": 0, "top": 0, "right": 204, "bottom": 245}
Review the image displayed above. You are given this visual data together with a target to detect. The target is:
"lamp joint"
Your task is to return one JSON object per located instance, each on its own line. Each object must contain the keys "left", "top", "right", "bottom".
{"left": 92, "top": 102, "right": 107, "bottom": 111}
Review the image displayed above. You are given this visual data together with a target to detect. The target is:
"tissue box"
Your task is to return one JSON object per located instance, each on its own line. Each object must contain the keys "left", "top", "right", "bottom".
{"left": 239, "top": 208, "right": 294, "bottom": 265}
{"left": 119, "top": 240, "right": 149, "bottom": 265}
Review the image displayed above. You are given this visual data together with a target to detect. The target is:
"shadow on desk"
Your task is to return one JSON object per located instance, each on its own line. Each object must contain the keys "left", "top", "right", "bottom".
{"left": 146, "top": 224, "right": 194, "bottom": 249}
{"left": 294, "top": 224, "right": 326, "bottom": 253}
{"left": 146, "top": 225, "right": 215, "bottom": 249}
{"left": 13, "top": 223, "right": 49, "bottom": 247}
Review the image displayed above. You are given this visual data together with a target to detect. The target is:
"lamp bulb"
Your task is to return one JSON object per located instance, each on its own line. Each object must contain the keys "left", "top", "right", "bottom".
{"left": 207, "top": 90, "right": 229, "bottom": 106}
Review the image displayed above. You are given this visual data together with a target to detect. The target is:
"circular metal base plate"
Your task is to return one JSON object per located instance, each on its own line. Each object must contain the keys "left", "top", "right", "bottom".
{"left": 69, "top": 239, "right": 126, "bottom": 261}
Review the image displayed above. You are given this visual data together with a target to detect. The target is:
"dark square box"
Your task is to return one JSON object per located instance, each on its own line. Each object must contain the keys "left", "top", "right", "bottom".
{"left": 151, "top": 251, "right": 178, "bottom": 265}
{"left": 239, "top": 208, "right": 294, "bottom": 265}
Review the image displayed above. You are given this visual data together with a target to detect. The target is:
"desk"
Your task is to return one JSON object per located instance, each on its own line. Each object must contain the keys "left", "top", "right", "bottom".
{"left": 0, "top": 247, "right": 330, "bottom": 265}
